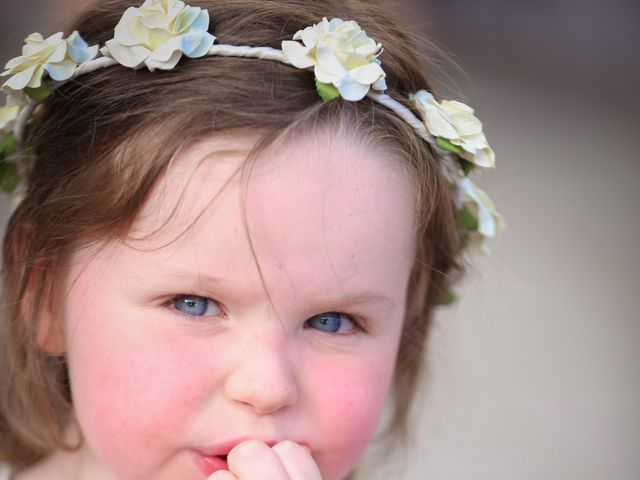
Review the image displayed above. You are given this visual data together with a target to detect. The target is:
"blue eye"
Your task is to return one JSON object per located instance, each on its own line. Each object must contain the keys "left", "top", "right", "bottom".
{"left": 305, "top": 312, "right": 357, "bottom": 334}
{"left": 171, "top": 295, "right": 221, "bottom": 317}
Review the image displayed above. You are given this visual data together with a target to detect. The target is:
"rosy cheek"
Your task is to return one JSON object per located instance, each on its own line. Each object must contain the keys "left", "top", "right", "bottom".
{"left": 66, "top": 304, "right": 211, "bottom": 475}
{"left": 304, "top": 355, "right": 395, "bottom": 480}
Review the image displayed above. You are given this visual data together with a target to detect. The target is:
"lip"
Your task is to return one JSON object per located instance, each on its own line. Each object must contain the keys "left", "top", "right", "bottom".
{"left": 195, "top": 437, "right": 278, "bottom": 457}
{"left": 192, "top": 451, "right": 229, "bottom": 476}
{"left": 192, "top": 438, "right": 311, "bottom": 475}
{"left": 192, "top": 437, "right": 277, "bottom": 476}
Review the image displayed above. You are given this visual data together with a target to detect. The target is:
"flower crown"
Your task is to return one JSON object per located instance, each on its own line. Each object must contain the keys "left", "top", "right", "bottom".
{"left": 0, "top": 0, "right": 503, "bottom": 274}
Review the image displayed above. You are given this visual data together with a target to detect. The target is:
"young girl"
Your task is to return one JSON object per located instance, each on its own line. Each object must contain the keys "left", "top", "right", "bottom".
{"left": 0, "top": 0, "right": 501, "bottom": 479}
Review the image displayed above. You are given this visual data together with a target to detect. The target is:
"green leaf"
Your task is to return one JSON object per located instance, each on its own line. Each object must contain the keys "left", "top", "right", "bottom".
{"left": 0, "top": 133, "right": 16, "bottom": 160}
{"left": 0, "top": 160, "right": 20, "bottom": 193}
{"left": 441, "top": 290, "right": 458, "bottom": 306}
{"left": 24, "top": 84, "right": 51, "bottom": 103}
{"left": 315, "top": 80, "right": 340, "bottom": 101}
{"left": 458, "top": 158, "right": 475, "bottom": 176}
{"left": 456, "top": 206, "right": 479, "bottom": 231}
{"left": 436, "top": 137, "right": 465, "bottom": 155}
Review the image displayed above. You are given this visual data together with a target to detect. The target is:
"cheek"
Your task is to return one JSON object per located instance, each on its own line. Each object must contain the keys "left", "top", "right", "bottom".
{"left": 304, "top": 352, "right": 397, "bottom": 480}
{"left": 65, "top": 295, "right": 211, "bottom": 476}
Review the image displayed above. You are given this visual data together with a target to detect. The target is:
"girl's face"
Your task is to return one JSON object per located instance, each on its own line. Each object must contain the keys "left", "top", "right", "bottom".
{"left": 60, "top": 130, "right": 416, "bottom": 480}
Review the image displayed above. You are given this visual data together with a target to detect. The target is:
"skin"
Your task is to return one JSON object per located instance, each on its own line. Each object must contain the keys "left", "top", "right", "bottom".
{"left": 18, "top": 128, "right": 416, "bottom": 480}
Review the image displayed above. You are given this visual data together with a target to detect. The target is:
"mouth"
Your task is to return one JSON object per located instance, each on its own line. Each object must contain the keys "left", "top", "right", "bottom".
{"left": 192, "top": 437, "right": 274, "bottom": 476}
{"left": 192, "top": 438, "right": 310, "bottom": 476}
{"left": 192, "top": 452, "right": 229, "bottom": 476}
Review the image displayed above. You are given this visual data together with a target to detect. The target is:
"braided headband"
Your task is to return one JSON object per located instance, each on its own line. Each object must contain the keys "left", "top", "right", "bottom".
{"left": 0, "top": 0, "right": 503, "bottom": 265}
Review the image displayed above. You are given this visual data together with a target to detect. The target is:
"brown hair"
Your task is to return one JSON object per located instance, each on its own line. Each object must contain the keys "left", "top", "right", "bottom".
{"left": 0, "top": 0, "right": 460, "bottom": 472}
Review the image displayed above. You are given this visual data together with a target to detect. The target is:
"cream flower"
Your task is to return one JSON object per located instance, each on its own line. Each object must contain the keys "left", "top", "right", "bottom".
{"left": 0, "top": 94, "right": 28, "bottom": 142}
{"left": 282, "top": 17, "right": 387, "bottom": 101}
{"left": 101, "top": 0, "right": 216, "bottom": 71}
{"left": 459, "top": 177, "right": 504, "bottom": 239}
{"left": 1, "top": 31, "right": 98, "bottom": 93}
{"left": 413, "top": 90, "right": 495, "bottom": 168}
{"left": 0, "top": 105, "right": 20, "bottom": 134}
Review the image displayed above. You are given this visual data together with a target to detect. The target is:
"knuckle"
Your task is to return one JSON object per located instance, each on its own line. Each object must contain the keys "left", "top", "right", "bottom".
{"left": 230, "top": 439, "right": 266, "bottom": 459}
{"left": 273, "top": 440, "right": 298, "bottom": 454}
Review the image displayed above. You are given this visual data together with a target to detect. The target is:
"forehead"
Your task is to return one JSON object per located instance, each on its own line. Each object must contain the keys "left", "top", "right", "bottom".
{"left": 127, "top": 128, "right": 416, "bottom": 303}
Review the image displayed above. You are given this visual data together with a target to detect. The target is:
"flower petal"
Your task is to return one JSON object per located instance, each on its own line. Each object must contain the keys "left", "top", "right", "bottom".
{"left": 285, "top": 17, "right": 386, "bottom": 101}
{"left": 173, "top": 6, "right": 201, "bottom": 33}
{"left": 104, "top": 39, "right": 151, "bottom": 69}
{"left": 348, "top": 62, "right": 384, "bottom": 85}
{"left": 460, "top": 178, "right": 502, "bottom": 237}
{"left": 143, "top": 11, "right": 173, "bottom": 30}
{"left": 2, "top": 65, "right": 39, "bottom": 91}
{"left": 423, "top": 107, "right": 458, "bottom": 139}
{"left": 26, "top": 65, "right": 45, "bottom": 88}
{"left": 299, "top": 26, "right": 318, "bottom": 48}
{"left": 189, "top": 9, "right": 210, "bottom": 33}
{"left": 281, "top": 41, "right": 314, "bottom": 68}
{"left": 45, "top": 59, "right": 77, "bottom": 81}
{"left": 106, "top": 1, "right": 216, "bottom": 70}
{"left": 67, "top": 31, "right": 99, "bottom": 64}
{"left": 146, "top": 40, "right": 180, "bottom": 63}
{"left": 186, "top": 32, "right": 215, "bottom": 58}
{"left": 313, "top": 64, "right": 336, "bottom": 85}
{"left": 67, "top": 31, "right": 88, "bottom": 49}
{"left": 473, "top": 147, "right": 496, "bottom": 168}
{"left": 372, "top": 76, "right": 387, "bottom": 91}
{"left": 327, "top": 18, "right": 344, "bottom": 31}
{"left": 47, "top": 42, "right": 67, "bottom": 63}
{"left": 444, "top": 109, "right": 482, "bottom": 137}
{"left": 178, "top": 31, "right": 202, "bottom": 57}
{"left": 113, "top": 8, "right": 147, "bottom": 47}
{"left": 316, "top": 45, "right": 348, "bottom": 77}
{"left": 145, "top": 50, "right": 182, "bottom": 71}
{"left": 0, "top": 104, "right": 21, "bottom": 130}
{"left": 337, "top": 76, "right": 369, "bottom": 101}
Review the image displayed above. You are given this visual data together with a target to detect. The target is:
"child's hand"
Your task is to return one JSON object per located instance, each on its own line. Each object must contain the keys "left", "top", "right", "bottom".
{"left": 207, "top": 440, "right": 322, "bottom": 480}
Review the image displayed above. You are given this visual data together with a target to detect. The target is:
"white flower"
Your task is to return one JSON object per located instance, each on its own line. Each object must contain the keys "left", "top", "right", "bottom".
{"left": 282, "top": 17, "right": 387, "bottom": 101}
{"left": 413, "top": 90, "right": 495, "bottom": 168}
{"left": 0, "top": 104, "right": 21, "bottom": 134}
{"left": 101, "top": 0, "right": 216, "bottom": 71}
{"left": 1, "top": 31, "right": 98, "bottom": 93}
{"left": 0, "top": 94, "right": 28, "bottom": 142}
{"left": 459, "top": 177, "right": 504, "bottom": 239}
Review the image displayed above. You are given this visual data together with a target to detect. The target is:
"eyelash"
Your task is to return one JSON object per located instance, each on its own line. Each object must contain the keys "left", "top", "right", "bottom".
{"left": 304, "top": 312, "right": 367, "bottom": 336}
{"left": 165, "top": 294, "right": 225, "bottom": 319}
{"left": 164, "top": 294, "right": 368, "bottom": 335}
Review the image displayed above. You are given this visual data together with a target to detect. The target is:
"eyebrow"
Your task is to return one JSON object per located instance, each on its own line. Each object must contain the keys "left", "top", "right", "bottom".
{"left": 282, "top": 289, "right": 399, "bottom": 321}
{"left": 155, "top": 271, "right": 396, "bottom": 312}
{"left": 156, "top": 272, "right": 225, "bottom": 292}
{"left": 319, "top": 292, "right": 396, "bottom": 311}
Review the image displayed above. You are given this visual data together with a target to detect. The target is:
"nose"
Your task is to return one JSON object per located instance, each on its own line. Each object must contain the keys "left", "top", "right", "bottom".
{"left": 223, "top": 329, "right": 298, "bottom": 415}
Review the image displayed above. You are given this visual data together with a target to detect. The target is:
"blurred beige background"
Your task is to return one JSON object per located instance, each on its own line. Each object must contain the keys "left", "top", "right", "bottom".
{"left": 2, "top": 1, "right": 639, "bottom": 479}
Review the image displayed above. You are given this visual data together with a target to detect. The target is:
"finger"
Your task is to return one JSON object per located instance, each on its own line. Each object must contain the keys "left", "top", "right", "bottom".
{"left": 207, "top": 471, "right": 237, "bottom": 480}
{"left": 227, "top": 440, "right": 290, "bottom": 479}
{"left": 272, "top": 441, "right": 323, "bottom": 480}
